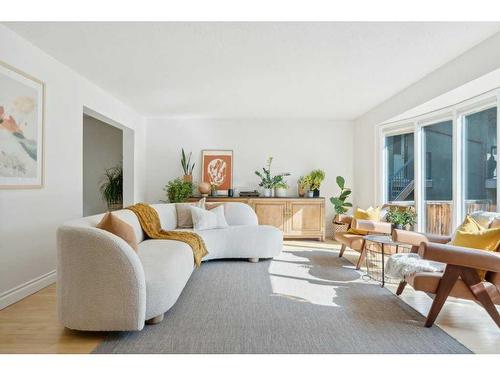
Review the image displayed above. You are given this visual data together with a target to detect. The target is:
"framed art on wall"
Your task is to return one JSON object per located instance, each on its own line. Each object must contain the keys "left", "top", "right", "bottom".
{"left": 201, "top": 149, "right": 233, "bottom": 194}
{"left": 0, "top": 60, "right": 45, "bottom": 189}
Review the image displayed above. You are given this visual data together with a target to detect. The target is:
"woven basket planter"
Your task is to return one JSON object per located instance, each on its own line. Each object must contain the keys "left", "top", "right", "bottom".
{"left": 107, "top": 202, "right": 123, "bottom": 211}
{"left": 332, "top": 221, "right": 349, "bottom": 239}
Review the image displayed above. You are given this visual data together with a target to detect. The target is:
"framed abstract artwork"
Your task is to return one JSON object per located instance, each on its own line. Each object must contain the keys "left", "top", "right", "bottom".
{"left": 0, "top": 60, "right": 45, "bottom": 188}
{"left": 201, "top": 150, "right": 233, "bottom": 194}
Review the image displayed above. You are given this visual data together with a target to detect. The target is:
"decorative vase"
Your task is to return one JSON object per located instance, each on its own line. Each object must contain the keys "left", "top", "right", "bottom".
{"left": 313, "top": 189, "right": 320, "bottom": 197}
{"left": 263, "top": 188, "right": 273, "bottom": 197}
{"left": 183, "top": 174, "right": 193, "bottom": 183}
{"left": 275, "top": 188, "right": 287, "bottom": 198}
{"left": 198, "top": 182, "right": 211, "bottom": 197}
{"left": 395, "top": 224, "right": 404, "bottom": 230}
{"left": 298, "top": 186, "right": 305, "bottom": 197}
{"left": 306, "top": 191, "right": 314, "bottom": 198}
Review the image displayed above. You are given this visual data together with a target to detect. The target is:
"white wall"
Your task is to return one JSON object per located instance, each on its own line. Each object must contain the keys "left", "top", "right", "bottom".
{"left": 145, "top": 118, "right": 354, "bottom": 236}
{"left": 353, "top": 31, "right": 500, "bottom": 209}
{"left": 83, "top": 115, "right": 123, "bottom": 216}
{"left": 0, "top": 25, "right": 146, "bottom": 309}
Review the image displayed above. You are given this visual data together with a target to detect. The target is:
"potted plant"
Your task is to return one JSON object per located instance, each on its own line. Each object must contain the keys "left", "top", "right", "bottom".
{"left": 309, "top": 169, "right": 325, "bottom": 197}
{"left": 164, "top": 178, "right": 193, "bottom": 203}
{"left": 274, "top": 181, "right": 288, "bottom": 197}
{"left": 385, "top": 206, "right": 417, "bottom": 230}
{"left": 100, "top": 165, "right": 123, "bottom": 211}
{"left": 329, "top": 176, "right": 352, "bottom": 233}
{"left": 297, "top": 176, "right": 306, "bottom": 197}
{"left": 181, "top": 148, "right": 195, "bottom": 183}
{"left": 255, "top": 157, "right": 290, "bottom": 197}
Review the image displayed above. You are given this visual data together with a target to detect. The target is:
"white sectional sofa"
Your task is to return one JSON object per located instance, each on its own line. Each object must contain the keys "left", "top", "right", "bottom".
{"left": 57, "top": 202, "right": 282, "bottom": 331}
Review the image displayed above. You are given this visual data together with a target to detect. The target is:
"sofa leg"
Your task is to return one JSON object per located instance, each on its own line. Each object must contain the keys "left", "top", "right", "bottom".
{"left": 248, "top": 257, "right": 259, "bottom": 263}
{"left": 355, "top": 241, "right": 366, "bottom": 270}
{"left": 339, "top": 244, "right": 346, "bottom": 258}
{"left": 396, "top": 281, "right": 407, "bottom": 296}
{"left": 146, "top": 313, "right": 164, "bottom": 325}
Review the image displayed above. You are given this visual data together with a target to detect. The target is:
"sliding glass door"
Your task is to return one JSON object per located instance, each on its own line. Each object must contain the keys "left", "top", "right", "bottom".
{"left": 422, "top": 120, "right": 453, "bottom": 235}
{"left": 463, "top": 107, "right": 497, "bottom": 215}
{"left": 386, "top": 133, "right": 414, "bottom": 203}
{"left": 381, "top": 100, "right": 499, "bottom": 235}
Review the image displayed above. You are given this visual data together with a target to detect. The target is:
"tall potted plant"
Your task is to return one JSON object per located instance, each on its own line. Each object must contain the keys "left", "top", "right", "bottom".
{"left": 309, "top": 169, "right": 325, "bottom": 197}
{"left": 330, "top": 176, "right": 352, "bottom": 233}
{"left": 181, "top": 148, "right": 195, "bottom": 183}
{"left": 100, "top": 165, "right": 123, "bottom": 211}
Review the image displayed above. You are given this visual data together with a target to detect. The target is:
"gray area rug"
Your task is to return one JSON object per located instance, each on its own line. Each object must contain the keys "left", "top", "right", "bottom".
{"left": 94, "top": 247, "right": 471, "bottom": 354}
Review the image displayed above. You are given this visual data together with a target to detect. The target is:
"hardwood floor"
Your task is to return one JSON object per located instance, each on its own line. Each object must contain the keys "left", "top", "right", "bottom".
{"left": 0, "top": 239, "right": 498, "bottom": 354}
{"left": 0, "top": 284, "right": 105, "bottom": 354}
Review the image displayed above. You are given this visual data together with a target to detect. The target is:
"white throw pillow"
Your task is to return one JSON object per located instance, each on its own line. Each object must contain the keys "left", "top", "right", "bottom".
{"left": 190, "top": 205, "right": 228, "bottom": 230}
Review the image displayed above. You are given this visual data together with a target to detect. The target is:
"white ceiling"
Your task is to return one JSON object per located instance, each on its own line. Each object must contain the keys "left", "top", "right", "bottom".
{"left": 5, "top": 22, "right": 500, "bottom": 120}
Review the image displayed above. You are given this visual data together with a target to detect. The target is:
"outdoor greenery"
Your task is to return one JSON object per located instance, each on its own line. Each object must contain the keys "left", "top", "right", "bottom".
{"left": 330, "top": 176, "right": 352, "bottom": 216}
{"left": 100, "top": 165, "right": 123, "bottom": 207}
{"left": 308, "top": 169, "right": 325, "bottom": 191}
{"left": 164, "top": 178, "right": 193, "bottom": 203}
{"left": 385, "top": 206, "right": 417, "bottom": 227}
{"left": 255, "top": 157, "right": 290, "bottom": 189}
{"left": 181, "top": 148, "right": 195, "bottom": 175}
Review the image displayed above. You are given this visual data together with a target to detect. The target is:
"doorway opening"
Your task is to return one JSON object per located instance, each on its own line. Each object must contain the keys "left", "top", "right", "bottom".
{"left": 83, "top": 113, "right": 123, "bottom": 216}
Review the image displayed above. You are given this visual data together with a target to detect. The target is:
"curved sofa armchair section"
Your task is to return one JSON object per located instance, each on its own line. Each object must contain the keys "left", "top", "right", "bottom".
{"left": 57, "top": 202, "right": 282, "bottom": 331}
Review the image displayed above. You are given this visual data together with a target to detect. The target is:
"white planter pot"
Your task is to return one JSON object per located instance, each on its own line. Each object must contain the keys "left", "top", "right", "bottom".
{"left": 306, "top": 191, "right": 314, "bottom": 198}
{"left": 263, "top": 188, "right": 273, "bottom": 197}
{"left": 274, "top": 188, "right": 287, "bottom": 197}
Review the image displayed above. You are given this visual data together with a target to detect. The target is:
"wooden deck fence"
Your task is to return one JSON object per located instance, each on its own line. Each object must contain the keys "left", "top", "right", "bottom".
{"left": 389, "top": 200, "right": 497, "bottom": 235}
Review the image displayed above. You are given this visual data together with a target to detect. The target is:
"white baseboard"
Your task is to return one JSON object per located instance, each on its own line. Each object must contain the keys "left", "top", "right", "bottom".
{"left": 0, "top": 270, "right": 56, "bottom": 310}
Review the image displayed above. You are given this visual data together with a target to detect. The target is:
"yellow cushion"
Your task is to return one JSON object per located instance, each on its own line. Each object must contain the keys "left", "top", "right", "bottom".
{"left": 455, "top": 215, "right": 485, "bottom": 233}
{"left": 452, "top": 227, "right": 500, "bottom": 279}
{"left": 348, "top": 207, "right": 381, "bottom": 235}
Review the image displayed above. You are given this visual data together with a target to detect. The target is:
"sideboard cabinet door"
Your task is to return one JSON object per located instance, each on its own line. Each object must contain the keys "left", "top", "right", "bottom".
{"left": 287, "top": 200, "right": 325, "bottom": 241}
{"left": 251, "top": 200, "right": 287, "bottom": 232}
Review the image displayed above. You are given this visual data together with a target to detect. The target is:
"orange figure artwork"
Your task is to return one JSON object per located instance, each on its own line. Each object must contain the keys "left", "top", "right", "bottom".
{"left": 201, "top": 150, "right": 233, "bottom": 193}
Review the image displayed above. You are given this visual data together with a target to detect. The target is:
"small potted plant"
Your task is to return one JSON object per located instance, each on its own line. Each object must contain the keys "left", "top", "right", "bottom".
{"left": 181, "top": 148, "right": 195, "bottom": 183}
{"left": 255, "top": 157, "right": 290, "bottom": 198}
{"left": 297, "top": 176, "right": 306, "bottom": 197}
{"left": 274, "top": 181, "right": 288, "bottom": 197}
{"left": 309, "top": 169, "right": 325, "bottom": 197}
{"left": 385, "top": 206, "right": 417, "bottom": 230}
{"left": 329, "top": 176, "right": 352, "bottom": 233}
{"left": 100, "top": 165, "right": 123, "bottom": 211}
{"left": 164, "top": 178, "right": 193, "bottom": 203}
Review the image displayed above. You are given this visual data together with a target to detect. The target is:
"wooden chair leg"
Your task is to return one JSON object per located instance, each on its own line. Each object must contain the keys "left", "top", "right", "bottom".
{"left": 396, "top": 281, "right": 407, "bottom": 296}
{"left": 460, "top": 268, "right": 500, "bottom": 328}
{"left": 425, "top": 265, "right": 461, "bottom": 327}
{"left": 339, "top": 244, "right": 346, "bottom": 258}
{"left": 355, "top": 241, "right": 366, "bottom": 270}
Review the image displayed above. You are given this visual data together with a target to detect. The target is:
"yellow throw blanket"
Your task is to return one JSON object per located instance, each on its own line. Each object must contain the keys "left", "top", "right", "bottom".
{"left": 127, "top": 203, "right": 208, "bottom": 267}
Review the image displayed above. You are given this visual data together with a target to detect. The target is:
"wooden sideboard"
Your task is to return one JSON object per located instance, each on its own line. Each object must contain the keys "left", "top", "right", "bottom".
{"left": 187, "top": 196, "right": 325, "bottom": 241}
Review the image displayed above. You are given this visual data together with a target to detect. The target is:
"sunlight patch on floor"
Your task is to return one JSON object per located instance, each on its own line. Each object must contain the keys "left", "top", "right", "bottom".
{"left": 268, "top": 246, "right": 367, "bottom": 307}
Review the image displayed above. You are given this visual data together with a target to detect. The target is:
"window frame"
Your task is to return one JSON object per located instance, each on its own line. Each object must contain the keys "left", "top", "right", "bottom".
{"left": 377, "top": 91, "right": 500, "bottom": 233}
